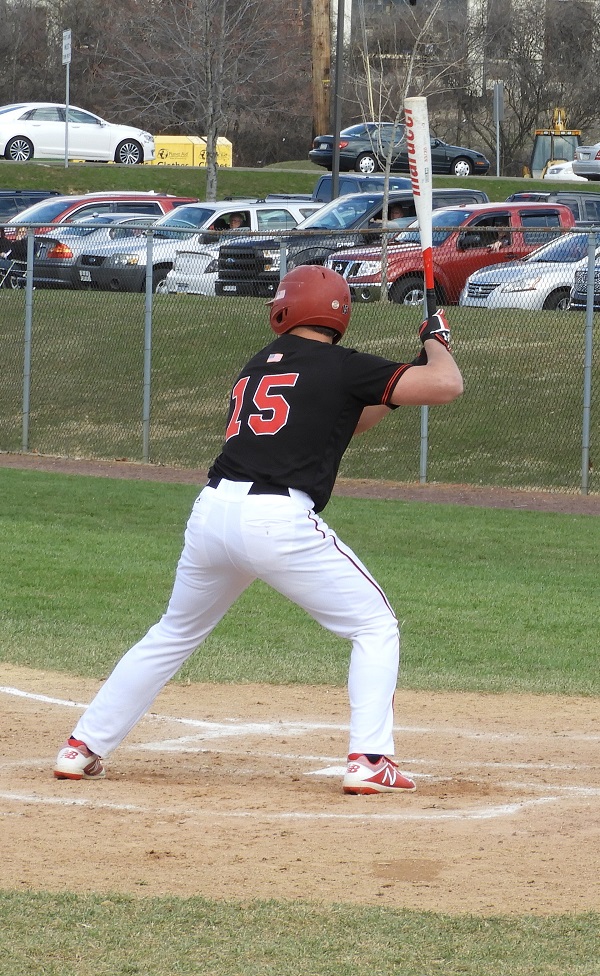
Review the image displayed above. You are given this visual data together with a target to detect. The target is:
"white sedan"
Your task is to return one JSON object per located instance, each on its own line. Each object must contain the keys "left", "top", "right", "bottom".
{"left": 0, "top": 102, "right": 154, "bottom": 164}
{"left": 459, "top": 232, "right": 599, "bottom": 311}
{"left": 543, "top": 160, "right": 587, "bottom": 182}
{"left": 156, "top": 246, "right": 220, "bottom": 297}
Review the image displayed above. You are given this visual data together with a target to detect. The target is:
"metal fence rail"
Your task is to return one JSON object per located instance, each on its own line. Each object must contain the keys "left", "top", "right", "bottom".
{"left": 0, "top": 224, "right": 597, "bottom": 495}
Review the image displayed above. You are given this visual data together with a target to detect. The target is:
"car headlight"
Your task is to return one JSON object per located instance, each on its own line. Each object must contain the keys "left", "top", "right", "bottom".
{"left": 141, "top": 132, "right": 153, "bottom": 143}
{"left": 205, "top": 259, "right": 218, "bottom": 274}
{"left": 499, "top": 275, "right": 542, "bottom": 294}
{"left": 355, "top": 260, "right": 382, "bottom": 276}
{"left": 111, "top": 254, "right": 141, "bottom": 267}
{"left": 263, "top": 248, "right": 281, "bottom": 271}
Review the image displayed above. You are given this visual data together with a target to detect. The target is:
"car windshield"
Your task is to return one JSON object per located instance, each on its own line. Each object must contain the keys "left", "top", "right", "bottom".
{"left": 295, "top": 194, "right": 385, "bottom": 231}
{"left": 7, "top": 198, "right": 73, "bottom": 224}
{"left": 340, "top": 123, "right": 399, "bottom": 139}
{"left": 395, "top": 209, "right": 472, "bottom": 246}
{"left": 56, "top": 215, "right": 129, "bottom": 237}
{"left": 0, "top": 103, "right": 27, "bottom": 115}
{"left": 524, "top": 232, "right": 600, "bottom": 264}
{"left": 154, "top": 206, "right": 217, "bottom": 238}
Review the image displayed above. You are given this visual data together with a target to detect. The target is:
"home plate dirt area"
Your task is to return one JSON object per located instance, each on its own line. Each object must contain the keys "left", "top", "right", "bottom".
{"left": 1, "top": 663, "right": 599, "bottom": 916}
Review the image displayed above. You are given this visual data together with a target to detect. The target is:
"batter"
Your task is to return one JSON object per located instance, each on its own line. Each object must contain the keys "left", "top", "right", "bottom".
{"left": 54, "top": 265, "right": 463, "bottom": 794}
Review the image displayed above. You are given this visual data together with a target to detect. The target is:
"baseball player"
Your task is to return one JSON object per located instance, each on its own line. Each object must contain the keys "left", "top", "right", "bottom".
{"left": 54, "top": 265, "right": 463, "bottom": 794}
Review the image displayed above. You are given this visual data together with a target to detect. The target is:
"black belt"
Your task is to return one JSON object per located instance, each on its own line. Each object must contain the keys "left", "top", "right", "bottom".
{"left": 207, "top": 476, "right": 289, "bottom": 496}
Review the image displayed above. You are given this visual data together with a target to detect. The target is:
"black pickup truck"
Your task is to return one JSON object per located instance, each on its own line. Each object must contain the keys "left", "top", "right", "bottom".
{"left": 215, "top": 186, "right": 489, "bottom": 298}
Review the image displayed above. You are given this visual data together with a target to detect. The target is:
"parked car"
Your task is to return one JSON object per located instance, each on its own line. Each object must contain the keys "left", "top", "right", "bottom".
{"left": 323, "top": 201, "right": 576, "bottom": 305}
{"left": 156, "top": 245, "right": 221, "bottom": 297}
{"left": 543, "top": 160, "right": 587, "bottom": 182}
{"left": 5, "top": 191, "right": 199, "bottom": 237}
{"left": 569, "top": 264, "right": 600, "bottom": 310}
{"left": 308, "top": 121, "right": 490, "bottom": 176}
{"left": 459, "top": 231, "right": 599, "bottom": 311}
{"left": 505, "top": 189, "right": 600, "bottom": 226}
{"left": 572, "top": 142, "right": 600, "bottom": 181}
{"left": 310, "top": 172, "right": 413, "bottom": 202}
{"left": 0, "top": 188, "right": 60, "bottom": 222}
{"left": 215, "top": 186, "right": 490, "bottom": 298}
{"left": 0, "top": 102, "right": 154, "bottom": 164}
{"left": 73, "top": 198, "right": 322, "bottom": 292}
{"left": 24, "top": 213, "right": 159, "bottom": 288}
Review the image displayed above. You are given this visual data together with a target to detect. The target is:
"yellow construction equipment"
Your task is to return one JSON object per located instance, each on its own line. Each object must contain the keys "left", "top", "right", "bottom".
{"left": 524, "top": 108, "right": 581, "bottom": 178}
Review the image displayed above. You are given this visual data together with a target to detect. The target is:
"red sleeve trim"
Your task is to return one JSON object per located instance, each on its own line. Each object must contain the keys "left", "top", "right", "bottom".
{"left": 382, "top": 362, "right": 413, "bottom": 405}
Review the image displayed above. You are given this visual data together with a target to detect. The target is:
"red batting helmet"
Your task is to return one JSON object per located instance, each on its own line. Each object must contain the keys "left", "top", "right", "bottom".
{"left": 268, "top": 265, "right": 351, "bottom": 343}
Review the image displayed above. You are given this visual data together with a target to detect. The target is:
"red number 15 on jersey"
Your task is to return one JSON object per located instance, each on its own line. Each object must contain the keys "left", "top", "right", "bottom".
{"left": 225, "top": 373, "right": 299, "bottom": 440}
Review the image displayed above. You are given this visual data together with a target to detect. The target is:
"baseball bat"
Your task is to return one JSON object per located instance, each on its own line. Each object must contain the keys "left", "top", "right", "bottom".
{"left": 404, "top": 96, "right": 437, "bottom": 319}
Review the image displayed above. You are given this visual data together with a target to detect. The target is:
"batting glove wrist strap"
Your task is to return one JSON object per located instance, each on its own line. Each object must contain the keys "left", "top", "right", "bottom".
{"left": 419, "top": 309, "right": 451, "bottom": 350}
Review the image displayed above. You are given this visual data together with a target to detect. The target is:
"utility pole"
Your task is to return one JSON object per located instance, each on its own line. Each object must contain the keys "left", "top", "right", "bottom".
{"left": 311, "top": 0, "right": 330, "bottom": 139}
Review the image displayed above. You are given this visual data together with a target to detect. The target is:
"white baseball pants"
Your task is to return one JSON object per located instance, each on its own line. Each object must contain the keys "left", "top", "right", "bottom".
{"left": 73, "top": 479, "right": 400, "bottom": 759}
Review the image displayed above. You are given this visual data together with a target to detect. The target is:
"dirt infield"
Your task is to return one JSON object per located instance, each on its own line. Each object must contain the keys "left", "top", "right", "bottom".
{"left": 1, "top": 664, "right": 599, "bottom": 916}
{"left": 1, "top": 453, "right": 599, "bottom": 915}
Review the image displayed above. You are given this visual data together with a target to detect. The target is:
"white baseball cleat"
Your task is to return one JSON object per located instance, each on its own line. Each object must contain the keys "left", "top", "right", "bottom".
{"left": 343, "top": 753, "right": 416, "bottom": 794}
{"left": 54, "top": 738, "right": 105, "bottom": 780}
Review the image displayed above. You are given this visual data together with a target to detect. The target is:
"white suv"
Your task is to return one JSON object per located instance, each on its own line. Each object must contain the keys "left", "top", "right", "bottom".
{"left": 72, "top": 198, "right": 322, "bottom": 292}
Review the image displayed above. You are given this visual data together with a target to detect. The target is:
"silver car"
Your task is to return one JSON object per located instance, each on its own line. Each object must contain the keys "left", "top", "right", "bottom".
{"left": 572, "top": 143, "right": 600, "bottom": 181}
{"left": 31, "top": 214, "right": 159, "bottom": 288}
{"left": 460, "top": 232, "right": 600, "bottom": 311}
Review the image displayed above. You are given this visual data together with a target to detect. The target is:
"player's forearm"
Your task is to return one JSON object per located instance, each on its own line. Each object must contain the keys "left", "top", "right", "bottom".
{"left": 389, "top": 342, "right": 463, "bottom": 407}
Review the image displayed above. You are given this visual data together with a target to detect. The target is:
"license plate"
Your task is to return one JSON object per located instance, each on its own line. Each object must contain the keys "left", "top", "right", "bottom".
{"left": 222, "top": 285, "right": 237, "bottom": 292}
{"left": 79, "top": 269, "right": 91, "bottom": 282}
{"left": 320, "top": 143, "right": 328, "bottom": 150}
{"left": 580, "top": 152, "right": 590, "bottom": 160}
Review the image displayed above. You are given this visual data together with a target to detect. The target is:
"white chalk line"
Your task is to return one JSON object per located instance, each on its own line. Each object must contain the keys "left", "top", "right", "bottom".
{"left": 2, "top": 683, "right": 599, "bottom": 823}
{"left": 0, "top": 789, "right": 568, "bottom": 822}
{"left": 3, "top": 684, "right": 600, "bottom": 743}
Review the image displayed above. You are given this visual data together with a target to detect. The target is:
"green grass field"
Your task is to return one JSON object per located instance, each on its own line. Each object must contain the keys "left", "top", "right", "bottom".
{"left": 4, "top": 157, "right": 598, "bottom": 207}
{"left": 0, "top": 467, "right": 599, "bottom": 975}
{"left": 1, "top": 289, "right": 597, "bottom": 493}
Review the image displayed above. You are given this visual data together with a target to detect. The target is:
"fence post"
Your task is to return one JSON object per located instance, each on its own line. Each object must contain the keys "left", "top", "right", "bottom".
{"left": 21, "top": 229, "right": 36, "bottom": 452}
{"left": 581, "top": 231, "right": 595, "bottom": 494}
{"left": 279, "top": 240, "right": 287, "bottom": 280}
{"left": 142, "top": 230, "right": 154, "bottom": 463}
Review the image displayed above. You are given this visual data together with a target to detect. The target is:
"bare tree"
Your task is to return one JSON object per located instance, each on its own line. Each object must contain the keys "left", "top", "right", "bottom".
{"left": 88, "top": 0, "right": 303, "bottom": 199}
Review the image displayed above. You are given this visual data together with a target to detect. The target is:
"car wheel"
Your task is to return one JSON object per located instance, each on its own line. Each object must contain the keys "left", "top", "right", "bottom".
{"left": 543, "top": 288, "right": 571, "bottom": 311}
{"left": 114, "top": 140, "right": 143, "bottom": 165}
{"left": 451, "top": 157, "right": 474, "bottom": 177}
{"left": 6, "top": 272, "right": 25, "bottom": 289}
{"left": 5, "top": 137, "right": 34, "bottom": 162}
{"left": 389, "top": 276, "right": 425, "bottom": 306}
{"left": 355, "top": 153, "right": 379, "bottom": 175}
{"left": 151, "top": 267, "right": 170, "bottom": 292}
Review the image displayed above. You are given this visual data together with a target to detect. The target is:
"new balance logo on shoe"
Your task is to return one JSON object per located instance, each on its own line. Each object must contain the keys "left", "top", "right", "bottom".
{"left": 342, "top": 753, "right": 416, "bottom": 795}
{"left": 53, "top": 740, "right": 105, "bottom": 780}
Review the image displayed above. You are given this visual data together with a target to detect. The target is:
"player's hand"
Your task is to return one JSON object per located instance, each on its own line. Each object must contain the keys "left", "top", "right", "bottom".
{"left": 419, "top": 309, "right": 451, "bottom": 351}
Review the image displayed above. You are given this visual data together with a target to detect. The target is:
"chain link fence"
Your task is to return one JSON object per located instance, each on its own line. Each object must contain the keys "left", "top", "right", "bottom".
{"left": 1, "top": 222, "right": 597, "bottom": 494}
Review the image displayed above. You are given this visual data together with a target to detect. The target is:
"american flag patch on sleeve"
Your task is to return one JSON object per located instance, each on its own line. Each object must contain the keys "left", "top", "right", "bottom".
{"left": 267, "top": 353, "right": 284, "bottom": 363}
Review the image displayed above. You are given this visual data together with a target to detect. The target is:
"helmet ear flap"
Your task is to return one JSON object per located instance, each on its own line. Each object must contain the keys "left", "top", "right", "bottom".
{"left": 269, "top": 266, "right": 351, "bottom": 339}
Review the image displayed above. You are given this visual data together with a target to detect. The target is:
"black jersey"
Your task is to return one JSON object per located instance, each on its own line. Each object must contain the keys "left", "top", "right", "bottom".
{"left": 208, "top": 333, "right": 412, "bottom": 512}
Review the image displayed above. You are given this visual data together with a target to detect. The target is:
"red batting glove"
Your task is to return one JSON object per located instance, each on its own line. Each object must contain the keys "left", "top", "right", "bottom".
{"left": 419, "top": 308, "right": 451, "bottom": 351}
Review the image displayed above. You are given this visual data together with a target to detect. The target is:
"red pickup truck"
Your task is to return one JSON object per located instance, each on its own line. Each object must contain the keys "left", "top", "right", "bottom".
{"left": 324, "top": 202, "right": 576, "bottom": 305}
